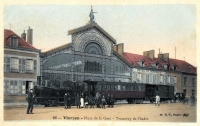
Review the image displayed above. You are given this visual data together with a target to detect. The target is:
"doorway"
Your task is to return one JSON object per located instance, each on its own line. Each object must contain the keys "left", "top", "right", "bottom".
{"left": 25, "top": 81, "right": 33, "bottom": 94}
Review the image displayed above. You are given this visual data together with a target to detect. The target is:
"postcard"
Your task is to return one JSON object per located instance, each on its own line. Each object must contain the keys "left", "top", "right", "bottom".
{"left": 1, "top": 0, "right": 199, "bottom": 126}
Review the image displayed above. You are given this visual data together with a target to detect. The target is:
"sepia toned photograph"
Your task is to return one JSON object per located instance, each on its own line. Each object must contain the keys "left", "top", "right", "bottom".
{"left": 1, "top": 1, "right": 199, "bottom": 126}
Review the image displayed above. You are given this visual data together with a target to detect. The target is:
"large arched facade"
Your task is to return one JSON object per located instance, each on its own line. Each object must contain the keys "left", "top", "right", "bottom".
{"left": 41, "top": 23, "right": 132, "bottom": 90}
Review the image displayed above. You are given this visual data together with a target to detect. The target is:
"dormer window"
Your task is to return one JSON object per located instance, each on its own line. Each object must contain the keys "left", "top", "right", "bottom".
{"left": 10, "top": 36, "right": 18, "bottom": 47}
{"left": 137, "top": 60, "right": 145, "bottom": 67}
{"left": 142, "top": 60, "right": 145, "bottom": 67}
{"left": 151, "top": 62, "right": 158, "bottom": 69}
{"left": 162, "top": 63, "right": 170, "bottom": 70}
{"left": 172, "top": 65, "right": 177, "bottom": 71}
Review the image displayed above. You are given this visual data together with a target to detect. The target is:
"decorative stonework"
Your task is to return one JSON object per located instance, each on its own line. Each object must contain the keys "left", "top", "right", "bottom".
{"left": 73, "top": 29, "right": 112, "bottom": 56}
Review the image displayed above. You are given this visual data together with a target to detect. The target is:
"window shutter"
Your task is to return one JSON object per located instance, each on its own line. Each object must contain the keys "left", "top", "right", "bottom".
{"left": 6, "top": 57, "right": 10, "bottom": 71}
{"left": 16, "top": 38, "right": 18, "bottom": 46}
{"left": 4, "top": 57, "right": 7, "bottom": 71}
{"left": 10, "top": 81, "right": 13, "bottom": 93}
{"left": 165, "top": 75, "right": 167, "bottom": 84}
{"left": 22, "top": 59, "right": 26, "bottom": 72}
{"left": 22, "top": 81, "right": 26, "bottom": 94}
{"left": 19, "top": 58, "right": 22, "bottom": 72}
{"left": 34, "top": 60, "right": 37, "bottom": 73}
{"left": 15, "top": 81, "right": 18, "bottom": 94}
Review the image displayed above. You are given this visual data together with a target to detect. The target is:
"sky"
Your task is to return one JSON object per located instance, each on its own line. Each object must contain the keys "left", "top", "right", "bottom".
{"left": 3, "top": 4, "right": 196, "bottom": 66}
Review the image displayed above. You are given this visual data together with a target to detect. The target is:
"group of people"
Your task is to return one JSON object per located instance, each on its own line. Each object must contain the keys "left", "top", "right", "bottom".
{"left": 155, "top": 94, "right": 196, "bottom": 106}
{"left": 64, "top": 92, "right": 115, "bottom": 109}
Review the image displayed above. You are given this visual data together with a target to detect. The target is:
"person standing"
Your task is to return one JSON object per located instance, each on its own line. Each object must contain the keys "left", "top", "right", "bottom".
{"left": 75, "top": 94, "right": 81, "bottom": 109}
{"left": 67, "top": 93, "right": 71, "bottom": 109}
{"left": 64, "top": 93, "right": 68, "bottom": 109}
{"left": 190, "top": 94, "right": 195, "bottom": 106}
{"left": 110, "top": 94, "right": 115, "bottom": 108}
{"left": 107, "top": 94, "right": 111, "bottom": 108}
{"left": 101, "top": 95, "right": 106, "bottom": 109}
{"left": 26, "top": 89, "right": 34, "bottom": 114}
{"left": 155, "top": 95, "right": 160, "bottom": 106}
{"left": 84, "top": 95, "right": 89, "bottom": 108}
{"left": 80, "top": 94, "right": 84, "bottom": 108}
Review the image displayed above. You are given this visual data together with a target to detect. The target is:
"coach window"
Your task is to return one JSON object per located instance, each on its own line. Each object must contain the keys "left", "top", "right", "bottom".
{"left": 122, "top": 85, "right": 125, "bottom": 91}
{"left": 130, "top": 85, "right": 133, "bottom": 91}
{"left": 110, "top": 85, "right": 113, "bottom": 90}
{"left": 98, "top": 84, "right": 101, "bottom": 90}
{"left": 101, "top": 84, "right": 104, "bottom": 90}
{"left": 118, "top": 85, "right": 121, "bottom": 90}
{"left": 105, "top": 85, "right": 107, "bottom": 90}
{"left": 141, "top": 85, "right": 145, "bottom": 91}
{"left": 108, "top": 85, "right": 111, "bottom": 90}
{"left": 114, "top": 85, "right": 117, "bottom": 90}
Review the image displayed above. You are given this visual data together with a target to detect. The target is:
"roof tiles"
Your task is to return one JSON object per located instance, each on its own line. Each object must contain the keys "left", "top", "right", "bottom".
{"left": 123, "top": 52, "right": 196, "bottom": 74}
{"left": 4, "top": 29, "right": 37, "bottom": 50}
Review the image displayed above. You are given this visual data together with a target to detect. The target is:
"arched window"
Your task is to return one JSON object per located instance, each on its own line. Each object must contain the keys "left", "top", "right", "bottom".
{"left": 84, "top": 42, "right": 103, "bottom": 55}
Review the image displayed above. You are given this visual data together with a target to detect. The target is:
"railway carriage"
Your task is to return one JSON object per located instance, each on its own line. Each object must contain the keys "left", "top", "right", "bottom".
{"left": 33, "top": 80, "right": 174, "bottom": 106}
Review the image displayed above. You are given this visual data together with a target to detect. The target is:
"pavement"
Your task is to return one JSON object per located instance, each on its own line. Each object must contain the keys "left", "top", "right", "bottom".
{"left": 4, "top": 102, "right": 196, "bottom": 122}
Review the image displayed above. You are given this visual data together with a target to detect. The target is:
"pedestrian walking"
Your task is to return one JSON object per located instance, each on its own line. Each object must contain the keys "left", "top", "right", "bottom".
{"left": 64, "top": 93, "right": 68, "bottom": 109}
{"left": 155, "top": 95, "right": 160, "bottom": 106}
{"left": 26, "top": 89, "right": 34, "bottom": 114}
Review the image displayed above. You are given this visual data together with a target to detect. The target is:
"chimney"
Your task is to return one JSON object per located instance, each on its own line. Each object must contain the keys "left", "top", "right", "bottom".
{"left": 21, "top": 30, "right": 26, "bottom": 41}
{"left": 143, "top": 50, "right": 155, "bottom": 59}
{"left": 27, "top": 26, "right": 33, "bottom": 45}
{"left": 158, "top": 53, "right": 169, "bottom": 62}
{"left": 113, "top": 43, "right": 124, "bottom": 56}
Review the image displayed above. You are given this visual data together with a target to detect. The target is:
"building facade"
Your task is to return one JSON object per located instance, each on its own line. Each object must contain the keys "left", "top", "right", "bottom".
{"left": 40, "top": 9, "right": 197, "bottom": 98}
{"left": 4, "top": 28, "right": 40, "bottom": 103}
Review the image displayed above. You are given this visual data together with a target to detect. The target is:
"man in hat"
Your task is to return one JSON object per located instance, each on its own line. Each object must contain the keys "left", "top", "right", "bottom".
{"left": 26, "top": 89, "right": 34, "bottom": 114}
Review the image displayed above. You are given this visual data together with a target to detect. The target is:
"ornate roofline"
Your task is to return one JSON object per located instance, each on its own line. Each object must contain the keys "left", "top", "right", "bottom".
{"left": 68, "top": 23, "right": 116, "bottom": 44}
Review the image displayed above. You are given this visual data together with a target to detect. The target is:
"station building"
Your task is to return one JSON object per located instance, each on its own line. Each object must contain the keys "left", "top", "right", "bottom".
{"left": 40, "top": 9, "right": 197, "bottom": 98}
{"left": 4, "top": 27, "right": 40, "bottom": 103}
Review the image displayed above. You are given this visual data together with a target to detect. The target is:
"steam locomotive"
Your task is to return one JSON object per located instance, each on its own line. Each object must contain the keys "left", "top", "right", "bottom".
{"left": 33, "top": 80, "right": 174, "bottom": 106}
